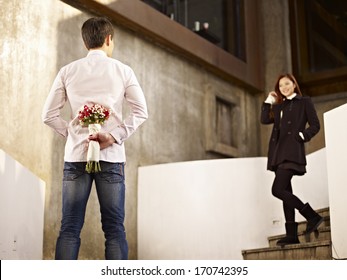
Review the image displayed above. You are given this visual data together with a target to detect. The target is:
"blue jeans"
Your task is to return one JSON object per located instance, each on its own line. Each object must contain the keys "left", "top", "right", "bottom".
{"left": 55, "top": 161, "right": 128, "bottom": 260}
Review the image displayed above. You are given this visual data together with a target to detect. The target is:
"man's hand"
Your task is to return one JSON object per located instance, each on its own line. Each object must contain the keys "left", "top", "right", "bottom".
{"left": 88, "top": 132, "right": 116, "bottom": 150}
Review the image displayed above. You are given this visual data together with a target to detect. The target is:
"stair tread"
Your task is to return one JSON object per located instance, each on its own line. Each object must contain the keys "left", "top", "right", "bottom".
{"left": 242, "top": 240, "right": 331, "bottom": 254}
{"left": 242, "top": 207, "right": 332, "bottom": 260}
{"left": 268, "top": 226, "right": 330, "bottom": 241}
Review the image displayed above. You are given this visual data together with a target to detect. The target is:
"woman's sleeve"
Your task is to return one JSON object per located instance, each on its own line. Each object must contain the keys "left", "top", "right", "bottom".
{"left": 260, "top": 103, "right": 274, "bottom": 124}
{"left": 302, "top": 97, "right": 320, "bottom": 141}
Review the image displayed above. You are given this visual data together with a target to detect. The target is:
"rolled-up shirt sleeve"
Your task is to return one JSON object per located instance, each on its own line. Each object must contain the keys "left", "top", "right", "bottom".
{"left": 42, "top": 69, "right": 68, "bottom": 137}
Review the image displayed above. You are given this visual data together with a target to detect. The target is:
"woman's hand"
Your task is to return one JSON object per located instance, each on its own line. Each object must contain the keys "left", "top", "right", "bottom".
{"left": 269, "top": 91, "right": 277, "bottom": 98}
{"left": 265, "top": 91, "right": 278, "bottom": 104}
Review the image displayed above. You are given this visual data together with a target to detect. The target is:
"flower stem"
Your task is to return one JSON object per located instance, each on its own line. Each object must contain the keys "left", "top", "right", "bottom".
{"left": 85, "top": 161, "right": 101, "bottom": 173}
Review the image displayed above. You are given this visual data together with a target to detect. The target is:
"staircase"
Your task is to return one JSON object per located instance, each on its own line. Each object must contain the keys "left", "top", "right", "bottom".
{"left": 242, "top": 208, "right": 332, "bottom": 260}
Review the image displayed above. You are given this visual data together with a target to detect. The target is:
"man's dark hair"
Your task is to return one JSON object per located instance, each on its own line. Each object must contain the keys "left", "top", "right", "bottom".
{"left": 81, "top": 17, "right": 114, "bottom": 49}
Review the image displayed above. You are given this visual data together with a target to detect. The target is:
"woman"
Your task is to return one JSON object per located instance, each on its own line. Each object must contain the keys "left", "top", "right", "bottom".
{"left": 261, "top": 73, "right": 323, "bottom": 247}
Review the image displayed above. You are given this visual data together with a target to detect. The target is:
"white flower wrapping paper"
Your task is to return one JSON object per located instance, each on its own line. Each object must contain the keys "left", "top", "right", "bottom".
{"left": 86, "top": 123, "right": 101, "bottom": 173}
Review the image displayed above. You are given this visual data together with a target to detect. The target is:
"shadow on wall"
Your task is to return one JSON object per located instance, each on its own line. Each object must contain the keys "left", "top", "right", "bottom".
{"left": 0, "top": 150, "right": 45, "bottom": 259}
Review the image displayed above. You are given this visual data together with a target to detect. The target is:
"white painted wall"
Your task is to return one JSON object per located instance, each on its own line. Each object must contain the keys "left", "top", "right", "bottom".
{"left": 0, "top": 150, "right": 45, "bottom": 259}
{"left": 324, "top": 103, "right": 347, "bottom": 260}
{"left": 138, "top": 149, "right": 329, "bottom": 260}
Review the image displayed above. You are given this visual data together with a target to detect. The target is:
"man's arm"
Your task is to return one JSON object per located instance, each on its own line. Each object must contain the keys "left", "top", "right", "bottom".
{"left": 42, "top": 69, "right": 68, "bottom": 137}
{"left": 109, "top": 84, "right": 148, "bottom": 145}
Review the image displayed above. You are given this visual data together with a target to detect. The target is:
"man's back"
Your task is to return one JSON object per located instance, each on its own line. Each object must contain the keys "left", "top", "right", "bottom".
{"left": 43, "top": 49, "right": 147, "bottom": 163}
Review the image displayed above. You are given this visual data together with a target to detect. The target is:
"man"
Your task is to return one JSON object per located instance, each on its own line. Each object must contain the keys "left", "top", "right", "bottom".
{"left": 42, "top": 17, "right": 148, "bottom": 260}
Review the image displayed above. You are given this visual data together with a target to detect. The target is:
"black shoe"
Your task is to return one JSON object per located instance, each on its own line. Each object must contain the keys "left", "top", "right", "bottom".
{"left": 305, "top": 215, "right": 324, "bottom": 234}
{"left": 276, "top": 222, "right": 300, "bottom": 247}
{"left": 276, "top": 236, "right": 300, "bottom": 247}
{"left": 299, "top": 203, "right": 324, "bottom": 234}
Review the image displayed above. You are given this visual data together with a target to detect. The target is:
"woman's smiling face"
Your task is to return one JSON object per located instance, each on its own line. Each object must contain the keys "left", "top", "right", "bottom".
{"left": 279, "top": 77, "right": 296, "bottom": 98}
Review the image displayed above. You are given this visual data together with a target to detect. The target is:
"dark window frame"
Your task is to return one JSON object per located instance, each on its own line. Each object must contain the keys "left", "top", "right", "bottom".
{"left": 61, "top": 0, "right": 263, "bottom": 91}
{"left": 142, "top": 0, "right": 246, "bottom": 61}
{"left": 289, "top": 0, "right": 347, "bottom": 96}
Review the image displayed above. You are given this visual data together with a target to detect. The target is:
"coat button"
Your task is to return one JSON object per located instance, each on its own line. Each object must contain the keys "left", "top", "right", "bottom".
{"left": 288, "top": 121, "right": 291, "bottom": 124}
{"left": 288, "top": 132, "right": 292, "bottom": 135}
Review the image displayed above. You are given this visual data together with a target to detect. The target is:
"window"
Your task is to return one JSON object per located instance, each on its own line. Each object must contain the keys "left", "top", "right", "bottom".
{"left": 304, "top": 0, "right": 347, "bottom": 72}
{"left": 142, "top": 0, "right": 246, "bottom": 61}
{"left": 289, "top": 0, "right": 347, "bottom": 95}
{"left": 204, "top": 84, "right": 240, "bottom": 157}
{"left": 216, "top": 97, "right": 237, "bottom": 147}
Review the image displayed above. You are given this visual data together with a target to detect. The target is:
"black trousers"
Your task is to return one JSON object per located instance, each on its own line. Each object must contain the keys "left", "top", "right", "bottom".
{"left": 271, "top": 168, "right": 305, "bottom": 222}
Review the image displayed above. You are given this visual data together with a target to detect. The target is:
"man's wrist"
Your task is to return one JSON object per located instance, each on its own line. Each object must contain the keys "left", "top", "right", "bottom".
{"left": 109, "top": 133, "right": 117, "bottom": 144}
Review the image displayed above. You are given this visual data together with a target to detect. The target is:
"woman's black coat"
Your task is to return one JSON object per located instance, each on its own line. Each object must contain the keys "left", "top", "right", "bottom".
{"left": 261, "top": 95, "right": 320, "bottom": 171}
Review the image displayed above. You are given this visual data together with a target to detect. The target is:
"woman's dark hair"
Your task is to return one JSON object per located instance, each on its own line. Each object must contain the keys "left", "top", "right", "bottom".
{"left": 274, "top": 73, "right": 302, "bottom": 104}
{"left": 81, "top": 17, "right": 114, "bottom": 49}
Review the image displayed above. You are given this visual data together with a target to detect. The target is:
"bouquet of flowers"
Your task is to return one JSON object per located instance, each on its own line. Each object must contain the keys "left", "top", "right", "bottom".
{"left": 78, "top": 104, "right": 110, "bottom": 173}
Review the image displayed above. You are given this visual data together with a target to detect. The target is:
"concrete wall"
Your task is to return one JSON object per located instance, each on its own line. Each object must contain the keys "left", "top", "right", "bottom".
{"left": 138, "top": 149, "right": 329, "bottom": 259}
{"left": 0, "top": 0, "right": 346, "bottom": 260}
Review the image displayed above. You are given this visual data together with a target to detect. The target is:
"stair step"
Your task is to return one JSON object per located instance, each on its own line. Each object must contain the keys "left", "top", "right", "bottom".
{"left": 315, "top": 207, "right": 330, "bottom": 218}
{"left": 268, "top": 226, "right": 331, "bottom": 247}
{"left": 242, "top": 240, "right": 332, "bottom": 260}
{"left": 242, "top": 208, "right": 332, "bottom": 260}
